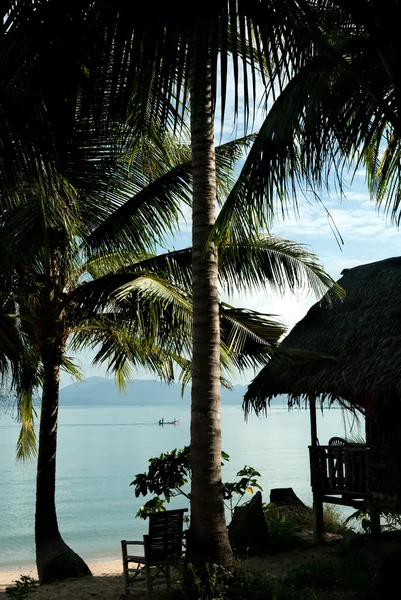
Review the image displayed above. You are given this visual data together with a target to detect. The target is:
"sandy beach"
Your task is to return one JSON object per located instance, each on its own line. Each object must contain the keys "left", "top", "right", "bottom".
{"left": 0, "top": 560, "right": 148, "bottom": 600}
{"left": 0, "top": 544, "right": 335, "bottom": 600}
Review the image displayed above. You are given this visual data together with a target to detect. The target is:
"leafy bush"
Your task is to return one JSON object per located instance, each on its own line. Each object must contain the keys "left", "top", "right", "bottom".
{"left": 163, "top": 562, "right": 233, "bottom": 600}
{"left": 264, "top": 503, "right": 304, "bottom": 552}
{"left": 322, "top": 504, "right": 348, "bottom": 535}
{"left": 131, "top": 446, "right": 262, "bottom": 520}
{"left": 5, "top": 576, "right": 38, "bottom": 600}
{"left": 382, "top": 511, "right": 401, "bottom": 531}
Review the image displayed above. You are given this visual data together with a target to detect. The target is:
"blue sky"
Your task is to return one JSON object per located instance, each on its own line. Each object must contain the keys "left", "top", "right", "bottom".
{"left": 61, "top": 77, "right": 401, "bottom": 388}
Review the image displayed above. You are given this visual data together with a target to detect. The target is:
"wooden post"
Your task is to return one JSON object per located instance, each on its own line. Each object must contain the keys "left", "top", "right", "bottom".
{"left": 310, "top": 397, "right": 318, "bottom": 447}
{"left": 310, "top": 398, "right": 324, "bottom": 543}
{"left": 370, "top": 505, "right": 381, "bottom": 540}
{"left": 313, "top": 491, "right": 325, "bottom": 544}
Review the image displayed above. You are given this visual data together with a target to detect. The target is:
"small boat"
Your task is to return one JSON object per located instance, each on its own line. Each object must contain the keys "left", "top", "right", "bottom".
{"left": 158, "top": 418, "right": 179, "bottom": 425}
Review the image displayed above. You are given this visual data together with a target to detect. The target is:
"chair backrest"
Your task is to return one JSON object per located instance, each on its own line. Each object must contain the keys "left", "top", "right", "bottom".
{"left": 328, "top": 436, "right": 346, "bottom": 447}
{"left": 145, "top": 508, "right": 187, "bottom": 564}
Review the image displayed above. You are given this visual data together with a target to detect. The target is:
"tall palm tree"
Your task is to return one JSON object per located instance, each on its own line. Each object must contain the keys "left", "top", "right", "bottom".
{"left": 0, "top": 132, "right": 197, "bottom": 581}
{"left": 1, "top": 85, "right": 339, "bottom": 583}
{"left": 78, "top": 1, "right": 321, "bottom": 568}
{"left": 2, "top": 194, "right": 336, "bottom": 583}
{"left": 2, "top": 0, "right": 341, "bottom": 571}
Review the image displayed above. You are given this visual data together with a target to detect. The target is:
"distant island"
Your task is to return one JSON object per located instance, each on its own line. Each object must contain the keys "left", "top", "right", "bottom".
{"left": 59, "top": 376, "right": 289, "bottom": 407}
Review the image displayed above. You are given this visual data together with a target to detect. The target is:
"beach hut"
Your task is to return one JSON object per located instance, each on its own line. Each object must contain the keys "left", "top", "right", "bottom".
{"left": 244, "top": 257, "right": 401, "bottom": 541}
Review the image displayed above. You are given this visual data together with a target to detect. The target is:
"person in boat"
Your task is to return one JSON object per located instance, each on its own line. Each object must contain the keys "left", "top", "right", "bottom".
{"left": 159, "top": 418, "right": 164, "bottom": 425}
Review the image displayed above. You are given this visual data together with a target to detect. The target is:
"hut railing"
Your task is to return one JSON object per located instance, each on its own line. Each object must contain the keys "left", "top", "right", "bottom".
{"left": 309, "top": 445, "right": 368, "bottom": 496}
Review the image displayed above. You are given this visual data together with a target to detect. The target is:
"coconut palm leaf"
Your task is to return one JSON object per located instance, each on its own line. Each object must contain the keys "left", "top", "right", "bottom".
{"left": 15, "top": 390, "right": 38, "bottom": 462}
{"left": 86, "top": 162, "right": 192, "bottom": 255}
{"left": 212, "top": 1, "right": 401, "bottom": 238}
{"left": 85, "top": 1, "right": 311, "bottom": 135}
{"left": 125, "top": 235, "right": 343, "bottom": 301}
{"left": 217, "top": 235, "right": 344, "bottom": 300}
{"left": 86, "top": 133, "right": 257, "bottom": 257}
{"left": 70, "top": 321, "right": 179, "bottom": 386}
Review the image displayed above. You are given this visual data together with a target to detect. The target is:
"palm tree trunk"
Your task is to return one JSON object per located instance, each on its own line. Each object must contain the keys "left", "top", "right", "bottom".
{"left": 188, "top": 27, "right": 234, "bottom": 571}
{"left": 35, "top": 336, "right": 91, "bottom": 583}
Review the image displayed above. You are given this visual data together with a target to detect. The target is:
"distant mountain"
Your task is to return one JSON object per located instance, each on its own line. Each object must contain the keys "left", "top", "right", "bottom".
{"left": 59, "top": 377, "right": 288, "bottom": 407}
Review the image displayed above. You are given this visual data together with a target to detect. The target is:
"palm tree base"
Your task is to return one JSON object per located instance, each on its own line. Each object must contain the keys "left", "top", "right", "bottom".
{"left": 36, "top": 537, "right": 92, "bottom": 584}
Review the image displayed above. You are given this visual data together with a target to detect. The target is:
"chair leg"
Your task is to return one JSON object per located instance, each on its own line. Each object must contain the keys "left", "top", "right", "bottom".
{"left": 145, "top": 563, "right": 153, "bottom": 600}
{"left": 166, "top": 565, "right": 171, "bottom": 593}
{"left": 121, "top": 541, "right": 129, "bottom": 594}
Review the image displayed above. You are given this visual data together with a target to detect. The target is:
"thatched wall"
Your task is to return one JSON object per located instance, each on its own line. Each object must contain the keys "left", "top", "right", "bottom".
{"left": 366, "top": 401, "right": 401, "bottom": 508}
{"left": 245, "top": 257, "right": 401, "bottom": 412}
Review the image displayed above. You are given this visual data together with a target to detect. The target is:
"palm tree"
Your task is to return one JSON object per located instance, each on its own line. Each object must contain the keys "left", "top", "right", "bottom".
{"left": 77, "top": 2, "right": 324, "bottom": 568}
{"left": 2, "top": 1, "right": 341, "bottom": 571}
{"left": 3, "top": 200, "right": 335, "bottom": 583}
{"left": 0, "top": 132, "right": 198, "bottom": 581}
{"left": 1, "top": 86, "right": 339, "bottom": 583}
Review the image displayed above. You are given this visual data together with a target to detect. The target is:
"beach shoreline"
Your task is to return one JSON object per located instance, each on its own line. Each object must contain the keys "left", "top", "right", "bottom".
{"left": 0, "top": 558, "right": 123, "bottom": 588}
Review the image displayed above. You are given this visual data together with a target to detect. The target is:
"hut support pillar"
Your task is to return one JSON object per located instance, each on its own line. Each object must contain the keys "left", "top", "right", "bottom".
{"left": 310, "top": 397, "right": 318, "bottom": 447}
{"left": 312, "top": 491, "right": 324, "bottom": 544}
{"left": 310, "top": 398, "right": 324, "bottom": 543}
{"left": 370, "top": 505, "right": 381, "bottom": 540}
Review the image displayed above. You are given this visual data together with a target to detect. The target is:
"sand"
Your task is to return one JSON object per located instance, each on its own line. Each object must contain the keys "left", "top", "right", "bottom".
{"left": 0, "top": 560, "right": 148, "bottom": 600}
{"left": 0, "top": 542, "right": 342, "bottom": 600}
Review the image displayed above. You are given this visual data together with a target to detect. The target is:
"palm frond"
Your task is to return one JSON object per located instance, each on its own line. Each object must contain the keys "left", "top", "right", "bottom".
{"left": 15, "top": 390, "right": 37, "bottom": 462}
{"left": 60, "top": 356, "right": 84, "bottom": 381}
{"left": 220, "top": 303, "right": 285, "bottom": 371}
{"left": 218, "top": 234, "right": 344, "bottom": 301}
{"left": 86, "top": 162, "right": 192, "bottom": 256}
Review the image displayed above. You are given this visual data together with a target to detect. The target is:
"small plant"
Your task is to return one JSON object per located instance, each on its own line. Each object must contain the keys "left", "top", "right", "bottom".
{"left": 344, "top": 506, "right": 401, "bottom": 534}
{"left": 381, "top": 510, "right": 401, "bottom": 531}
{"left": 322, "top": 504, "right": 348, "bottom": 535}
{"left": 5, "top": 575, "right": 38, "bottom": 600}
{"left": 222, "top": 465, "right": 262, "bottom": 519}
{"left": 206, "top": 567, "right": 313, "bottom": 600}
{"left": 264, "top": 503, "right": 303, "bottom": 551}
{"left": 344, "top": 507, "right": 373, "bottom": 533}
{"left": 131, "top": 446, "right": 262, "bottom": 521}
{"left": 165, "top": 562, "right": 233, "bottom": 600}
{"left": 187, "top": 562, "right": 232, "bottom": 600}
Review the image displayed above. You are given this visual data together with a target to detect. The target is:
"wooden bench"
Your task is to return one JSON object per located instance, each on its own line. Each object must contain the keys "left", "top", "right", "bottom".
{"left": 121, "top": 508, "right": 188, "bottom": 598}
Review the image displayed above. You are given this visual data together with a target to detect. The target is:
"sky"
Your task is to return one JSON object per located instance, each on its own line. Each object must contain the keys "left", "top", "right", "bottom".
{"left": 60, "top": 75, "right": 401, "bottom": 388}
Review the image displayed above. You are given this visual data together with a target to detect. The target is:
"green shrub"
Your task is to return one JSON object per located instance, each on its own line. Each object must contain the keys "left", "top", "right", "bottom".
{"left": 5, "top": 576, "right": 38, "bottom": 600}
{"left": 264, "top": 504, "right": 304, "bottom": 552}
{"left": 322, "top": 504, "right": 348, "bottom": 535}
{"left": 132, "top": 447, "right": 262, "bottom": 521}
{"left": 163, "top": 562, "right": 233, "bottom": 600}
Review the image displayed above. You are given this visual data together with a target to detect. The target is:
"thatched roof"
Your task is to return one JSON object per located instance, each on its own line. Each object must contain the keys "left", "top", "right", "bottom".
{"left": 245, "top": 257, "right": 401, "bottom": 411}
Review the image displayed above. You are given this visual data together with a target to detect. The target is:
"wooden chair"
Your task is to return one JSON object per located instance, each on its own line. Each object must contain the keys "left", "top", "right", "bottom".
{"left": 328, "top": 436, "right": 346, "bottom": 446}
{"left": 121, "top": 508, "right": 187, "bottom": 599}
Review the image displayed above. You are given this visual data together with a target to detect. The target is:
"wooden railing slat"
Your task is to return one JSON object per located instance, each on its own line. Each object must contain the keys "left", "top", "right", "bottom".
{"left": 309, "top": 445, "right": 368, "bottom": 495}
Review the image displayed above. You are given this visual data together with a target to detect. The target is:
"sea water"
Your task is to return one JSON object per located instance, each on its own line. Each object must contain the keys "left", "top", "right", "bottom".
{"left": 0, "top": 404, "right": 362, "bottom": 569}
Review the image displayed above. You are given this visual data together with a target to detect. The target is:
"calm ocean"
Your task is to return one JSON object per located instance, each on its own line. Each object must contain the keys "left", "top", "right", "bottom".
{"left": 0, "top": 404, "right": 361, "bottom": 569}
